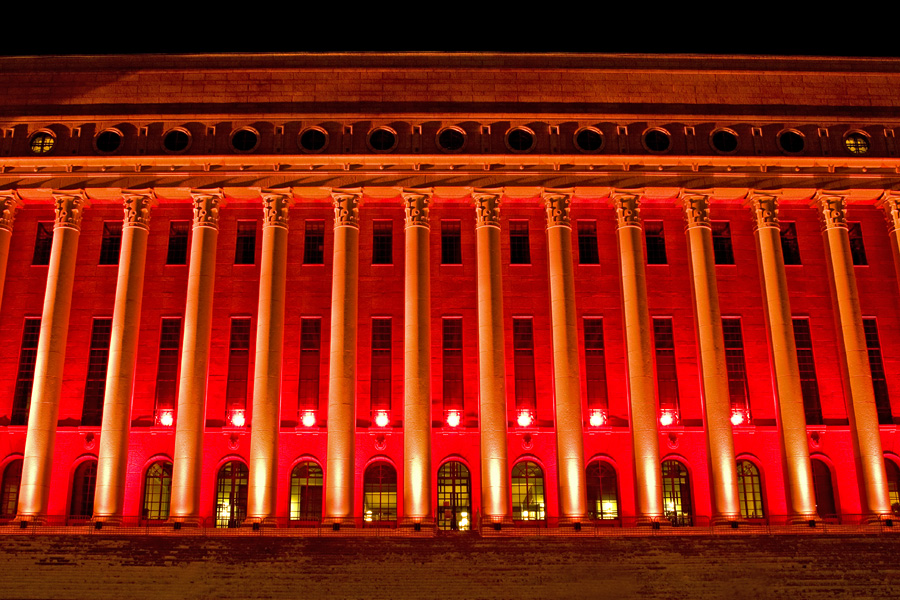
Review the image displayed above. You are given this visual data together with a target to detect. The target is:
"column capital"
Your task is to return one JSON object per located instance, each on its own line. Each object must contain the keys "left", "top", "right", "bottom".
{"left": 542, "top": 189, "right": 573, "bottom": 228}
{"left": 190, "top": 189, "right": 224, "bottom": 230}
{"left": 680, "top": 192, "right": 711, "bottom": 230}
{"left": 473, "top": 190, "right": 502, "bottom": 228}
{"left": 812, "top": 192, "right": 849, "bottom": 231}
{"left": 52, "top": 191, "right": 88, "bottom": 232}
{"left": 609, "top": 192, "right": 642, "bottom": 229}
{"left": 331, "top": 188, "right": 362, "bottom": 228}
{"left": 0, "top": 191, "right": 23, "bottom": 233}
{"left": 401, "top": 189, "right": 432, "bottom": 228}
{"left": 122, "top": 190, "right": 157, "bottom": 231}
{"left": 261, "top": 189, "right": 294, "bottom": 229}
{"left": 746, "top": 193, "right": 780, "bottom": 231}
{"left": 878, "top": 192, "right": 900, "bottom": 234}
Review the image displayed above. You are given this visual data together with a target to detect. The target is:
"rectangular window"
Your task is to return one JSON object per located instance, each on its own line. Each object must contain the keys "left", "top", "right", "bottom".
{"left": 226, "top": 317, "right": 252, "bottom": 415}
{"left": 370, "top": 318, "right": 392, "bottom": 412}
{"left": 98, "top": 222, "right": 122, "bottom": 265}
{"left": 81, "top": 318, "right": 112, "bottom": 426}
{"left": 441, "top": 220, "right": 462, "bottom": 265}
{"left": 442, "top": 318, "right": 464, "bottom": 412}
{"left": 653, "top": 318, "right": 680, "bottom": 415}
{"left": 166, "top": 221, "right": 189, "bottom": 265}
{"left": 792, "top": 318, "right": 823, "bottom": 425}
{"left": 154, "top": 318, "right": 181, "bottom": 417}
{"left": 10, "top": 318, "right": 41, "bottom": 425}
{"left": 583, "top": 318, "right": 608, "bottom": 411}
{"left": 712, "top": 222, "right": 735, "bottom": 265}
{"left": 513, "top": 318, "right": 536, "bottom": 412}
{"left": 645, "top": 221, "right": 667, "bottom": 265}
{"left": 303, "top": 220, "right": 325, "bottom": 265}
{"left": 372, "top": 221, "right": 393, "bottom": 265}
{"left": 509, "top": 221, "right": 531, "bottom": 265}
{"left": 849, "top": 222, "right": 868, "bottom": 266}
{"left": 577, "top": 221, "right": 600, "bottom": 265}
{"left": 722, "top": 318, "right": 750, "bottom": 413}
{"left": 234, "top": 221, "right": 256, "bottom": 265}
{"left": 780, "top": 222, "right": 801, "bottom": 265}
{"left": 32, "top": 222, "right": 53, "bottom": 266}
{"left": 298, "top": 318, "right": 322, "bottom": 413}
{"left": 863, "top": 318, "right": 892, "bottom": 424}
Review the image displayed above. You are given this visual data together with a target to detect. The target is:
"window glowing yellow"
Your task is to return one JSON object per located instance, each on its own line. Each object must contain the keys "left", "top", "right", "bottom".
{"left": 845, "top": 133, "right": 869, "bottom": 155}
{"left": 30, "top": 133, "right": 54, "bottom": 154}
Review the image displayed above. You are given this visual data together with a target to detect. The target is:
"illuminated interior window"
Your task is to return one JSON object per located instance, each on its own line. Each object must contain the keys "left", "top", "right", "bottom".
{"left": 811, "top": 458, "right": 837, "bottom": 518}
{"left": 509, "top": 220, "right": 531, "bottom": 265}
{"left": 99, "top": 221, "right": 122, "bottom": 265}
{"left": 442, "top": 318, "right": 464, "bottom": 413}
{"left": 142, "top": 461, "right": 172, "bottom": 521}
{"left": 661, "top": 460, "right": 692, "bottom": 526}
{"left": 298, "top": 318, "right": 321, "bottom": 422}
{"left": 583, "top": 317, "right": 608, "bottom": 412}
{"left": 289, "top": 462, "right": 323, "bottom": 523}
{"left": 215, "top": 461, "right": 248, "bottom": 528}
{"left": 166, "top": 221, "right": 189, "bottom": 265}
{"left": 303, "top": 220, "right": 324, "bottom": 265}
{"left": 512, "top": 461, "right": 545, "bottom": 522}
{"left": 848, "top": 222, "right": 867, "bottom": 266}
{"left": 370, "top": 318, "right": 392, "bottom": 415}
{"left": 711, "top": 222, "right": 734, "bottom": 265}
{"left": 81, "top": 318, "right": 112, "bottom": 427}
{"left": 513, "top": 318, "right": 537, "bottom": 415}
{"left": 0, "top": 460, "right": 22, "bottom": 519}
{"left": 363, "top": 463, "right": 397, "bottom": 524}
{"left": 863, "top": 318, "right": 892, "bottom": 425}
{"left": 844, "top": 132, "right": 870, "bottom": 155}
{"left": 234, "top": 221, "right": 256, "bottom": 265}
{"left": 70, "top": 460, "right": 98, "bottom": 521}
{"left": 32, "top": 222, "right": 53, "bottom": 266}
{"left": 29, "top": 132, "right": 55, "bottom": 154}
{"left": 644, "top": 221, "right": 667, "bottom": 265}
{"left": 736, "top": 460, "right": 764, "bottom": 519}
{"left": 154, "top": 318, "right": 181, "bottom": 419}
{"left": 779, "top": 222, "right": 801, "bottom": 265}
{"left": 372, "top": 221, "right": 393, "bottom": 265}
{"left": 11, "top": 318, "right": 40, "bottom": 426}
{"left": 722, "top": 318, "right": 750, "bottom": 415}
{"left": 792, "top": 318, "right": 823, "bottom": 425}
{"left": 441, "top": 220, "right": 462, "bottom": 265}
{"left": 437, "top": 461, "right": 471, "bottom": 531}
{"left": 653, "top": 318, "right": 680, "bottom": 417}
{"left": 226, "top": 317, "right": 252, "bottom": 418}
{"left": 885, "top": 459, "right": 900, "bottom": 511}
{"left": 577, "top": 221, "right": 599, "bottom": 265}
{"left": 586, "top": 461, "right": 619, "bottom": 520}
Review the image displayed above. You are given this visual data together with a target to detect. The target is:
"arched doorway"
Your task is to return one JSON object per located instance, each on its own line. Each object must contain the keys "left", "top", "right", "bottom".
{"left": 142, "top": 460, "right": 173, "bottom": 521}
{"left": 511, "top": 461, "right": 545, "bottom": 522}
{"left": 363, "top": 462, "right": 397, "bottom": 525}
{"left": 661, "top": 459, "right": 692, "bottom": 526}
{"left": 437, "top": 461, "right": 471, "bottom": 531}
{"left": 70, "top": 459, "right": 97, "bottom": 521}
{"left": 885, "top": 458, "right": 900, "bottom": 516}
{"left": 586, "top": 461, "right": 619, "bottom": 521}
{"left": 290, "top": 461, "right": 323, "bottom": 523}
{"left": 736, "top": 460, "right": 765, "bottom": 519}
{"left": 811, "top": 458, "right": 837, "bottom": 518}
{"left": 0, "top": 459, "right": 22, "bottom": 520}
{"left": 215, "top": 461, "right": 248, "bottom": 528}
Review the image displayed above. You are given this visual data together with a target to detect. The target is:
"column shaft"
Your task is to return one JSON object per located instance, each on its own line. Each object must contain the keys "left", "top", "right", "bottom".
{"left": 543, "top": 191, "right": 587, "bottom": 520}
{"left": 170, "top": 191, "right": 222, "bottom": 523}
{"left": 18, "top": 193, "right": 86, "bottom": 518}
{"left": 94, "top": 193, "right": 154, "bottom": 521}
{"left": 247, "top": 192, "right": 292, "bottom": 524}
{"left": 324, "top": 191, "right": 360, "bottom": 522}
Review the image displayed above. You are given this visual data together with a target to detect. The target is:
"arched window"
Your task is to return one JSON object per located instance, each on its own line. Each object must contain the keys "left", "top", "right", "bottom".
{"left": 512, "top": 461, "right": 545, "bottom": 522}
{"left": 736, "top": 460, "right": 765, "bottom": 519}
{"left": 661, "top": 460, "right": 692, "bottom": 526}
{"left": 885, "top": 458, "right": 900, "bottom": 515}
{"left": 290, "top": 462, "right": 323, "bottom": 523}
{"left": 142, "top": 461, "right": 172, "bottom": 521}
{"left": 437, "top": 461, "right": 471, "bottom": 531}
{"left": 363, "top": 462, "right": 397, "bottom": 524}
{"left": 70, "top": 459, "right": 97, "bottom": 520}
{"left": 1, "top": 459, "right": 22, "bottom": 519}
{"left": 586, "top": 461, "right": 619, "bottom": 520}
{"left": 215, "top": 461, "right": 248, "bottom": 528}
{"left": 811, "top": 458, "right": 837, "bottom": 518}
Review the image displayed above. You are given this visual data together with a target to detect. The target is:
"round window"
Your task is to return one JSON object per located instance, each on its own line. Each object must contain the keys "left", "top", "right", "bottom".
{"left": 643, "top": 128, "right": 671, "bottom": 153}
{"left": 163, "top": 128, "right": 191, "bottom": 153}
{"left": 231, "top": 128, "right": 260, "bottom": 152}
{"left": 437, "top": 127, "right": 466, "bottom": 152}
{"left": 778, "top": 130, "right": 805, "bottom": 154}
{"left": 95, "top": 129, "right": 122, "bottom": 153}
{"left": 711, "top": 129, "right": 738, "bottom": 153}
{"left": 506, "top": 127, "right": 535, "bottom": 152}
{"left": 299, "top": 127, "right": 328, "bottom": 153}
{"left": 29, "top": 131, "right": 55, "bottom": 155}
{"left": 574, "top": 127, "right": 604, "bottom": 153}
{"left": 844, "top": 132, "right": 870, "bottom": 155}
{"left": 368, "top": 127, "right": 398, "bottom": 152}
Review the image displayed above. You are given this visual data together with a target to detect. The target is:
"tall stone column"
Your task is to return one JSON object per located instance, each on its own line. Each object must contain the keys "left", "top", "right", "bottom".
{"left": 542, "top": 190, "right": 587, "bottom": 522}
{"left": 681, "top": 193, "right": 741, "bottom": 522}
{"left": 474, "top": 190, "right": 511, "bottom": 523}
{"left": 402, "top": 190, "right": 433, "bottom": 523}
{"left": 815, "top": 193, "right": 891, "bottom": 518}
{"left": 170, "top": 190, "right": 223, "bottom": 525}
{"left": 94, "top": 191, "right": 156, "bottom": 522}
{"left": 247, "top": 190, "right": 293, "bottom": 525}
{"left": 747, "top": 194, "right": 817, "bottom": 520}
{"left": 0, "top": 191, "right": 22, "bottom": 313}
{"left": 324, "top": 189, "right": 361, "bottom": 524}
{"left": 879, "top": 194, "right": 900, "bottom": 302}
{"left": 17, "top": 192, "right": 87, "bottom": 520}
{"left": 611, "top": 192, "right": 664, "bottom": 523}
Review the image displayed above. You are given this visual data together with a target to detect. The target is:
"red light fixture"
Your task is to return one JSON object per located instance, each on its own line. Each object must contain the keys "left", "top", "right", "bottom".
{"left": 158, "top": 410, "right": 174, "bottom": 427}
{"left": 374, "top": 410, "right": 390, "bottom": 428}
{"left": 229, "top": 409, "right": 246, "bottom": 428}
{"left": 445, "top": 410, "right": 461, "bottom": 428}
{"left": 589, "top": 409, "right": 608, "bottom": 427}
{"left": 659, "top": 410, "right": 677, "bottom": 427}
{"left": 731, "top": 409, "right": 749, "bottom": 427}
{"left": 517, "top": 409, "right": 534, "bottom": 428}
{"left": 301, "top": 410, "right": 317, "bottom": 428}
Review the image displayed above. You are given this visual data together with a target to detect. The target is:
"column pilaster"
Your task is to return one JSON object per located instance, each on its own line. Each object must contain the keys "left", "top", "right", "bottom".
{"left": 94, "top": 191, "right": 156, "bottom": 522}
{"left": 747, "top": 193, "right": 817, "bottom": 520}
{"left": 814, "top": 192, "right": 891, "bottom": 518}
{"left": 402, "top": 189, "right": 432, "bottom": 523}
{"left": 18, "top": 191, "right": 87, "bottom": 520}
{"left": 680, "top": 192, "right": 741, "bottom": 522}
{"left": 247, "top": 190, "right": 293, "bottom": 525}
{"left": 0, "top": 191, "right": 22, "bottom": 314}
{"left": 879, "top": 193, "right": 900, "bottom": 314}
{"left": 324, "top": 189, "right": 361, "bottom": 524}
{"left": 542, "top": 189, "right": 587, "bottom": 522}
{"left": 170, "top": 189, "right": 223, "bottom": 525}
{"left": 611, "top": 192, "right": 664, "bottom": 523}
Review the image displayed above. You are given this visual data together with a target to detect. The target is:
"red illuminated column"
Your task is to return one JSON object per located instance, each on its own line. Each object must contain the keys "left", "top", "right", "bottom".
{"left": 474, "top": 190, "right": 511, "bottom": 524}
{"left": 170, "top": 190, "right": 224, "bottom": 525}
{"left": 246, "top": 190, "right": 293, "bottom": 525}
{"left": 680, "top": 192, "right": 741, "bottom": 523}
{"left": 402, "top": 189, "right": 433, "bottom": 523}
{"left": 542, "top": 190, "right": 587, "bottom": 522}
{"left": 17, "top": 192, "right": 88, "bottom": 520}
{"left": 94, "top": 191, "right": 156, "bottom": 523}
{"left": 815, "top": 193, "right": 891, "bottom": 519}
{"left": 611, "top": 192, "right": 665, "bottom": 523}
{"left": 0, "top": 191, "right": 22, "bottom": 313}
{"left": 747, "top": 194, "right": 817, "bottom": 520}
{"left": 324, "top": 189, "right": 361, "bottom": 524}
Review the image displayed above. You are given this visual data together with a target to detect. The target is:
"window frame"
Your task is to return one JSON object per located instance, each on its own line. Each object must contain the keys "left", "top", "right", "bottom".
{"left": 644, "top": 220, "right": 667, "bottom": 265}
{"left": 98, "top": 221, "right": 123, "bottom": 266}
{"left": 372, "top": 220, "right": 393, "bottom": 265}
{"left": 509, "top": 220, "right": 531, "bottom": 265}
{"left": 576, "top": 220, "right": 600, "bottom": 265}
{"left": 165, "top": 220, "right": 190, "bottom": 266}
{"left": 440, "top": 220, "right": 462, "bottom": 265}
{"left": 234, "top": 220, "right": 257, "bottom": 265}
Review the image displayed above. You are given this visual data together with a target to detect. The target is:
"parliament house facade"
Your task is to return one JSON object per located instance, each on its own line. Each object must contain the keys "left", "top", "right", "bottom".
{"left": 0, "top": 53, "right": 899, "bottom": 531}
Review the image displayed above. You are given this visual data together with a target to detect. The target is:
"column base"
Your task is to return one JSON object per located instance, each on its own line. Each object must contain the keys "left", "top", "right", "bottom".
{"left": 481, "top": 515, "right": 515, "bottom": 531}
{"left": 400, "top": 517, "right": 434, "bottom": 532}
{"left": 635, "top": 516, "right": 672, "bottom": 528}
{"left": 12, "top": 515, "right": 46, "bottom": 527}
{"left": 557, "top": 515, "right": 590, "bottom": 530}
{"left": 710, "top": 515, "right": 743, "bottom": 527}
{"left": 242, "top": 517, "right": 279, "bottom": 529}
{"left": 322, "top": 516, "right": 356, "bottom": 531}
{"left": 91, "top": 515, "right": 124, "bottom": 528}
{"left": 167, "top": 516, "right": 204, "bottom": 529}
{"left": 787, "top": 514, "right": 821, "bottom": 526}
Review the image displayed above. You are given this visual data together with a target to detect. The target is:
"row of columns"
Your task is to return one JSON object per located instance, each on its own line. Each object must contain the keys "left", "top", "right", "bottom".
{"left": 3, "top": 187, "right": 897, "bottom": 523}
